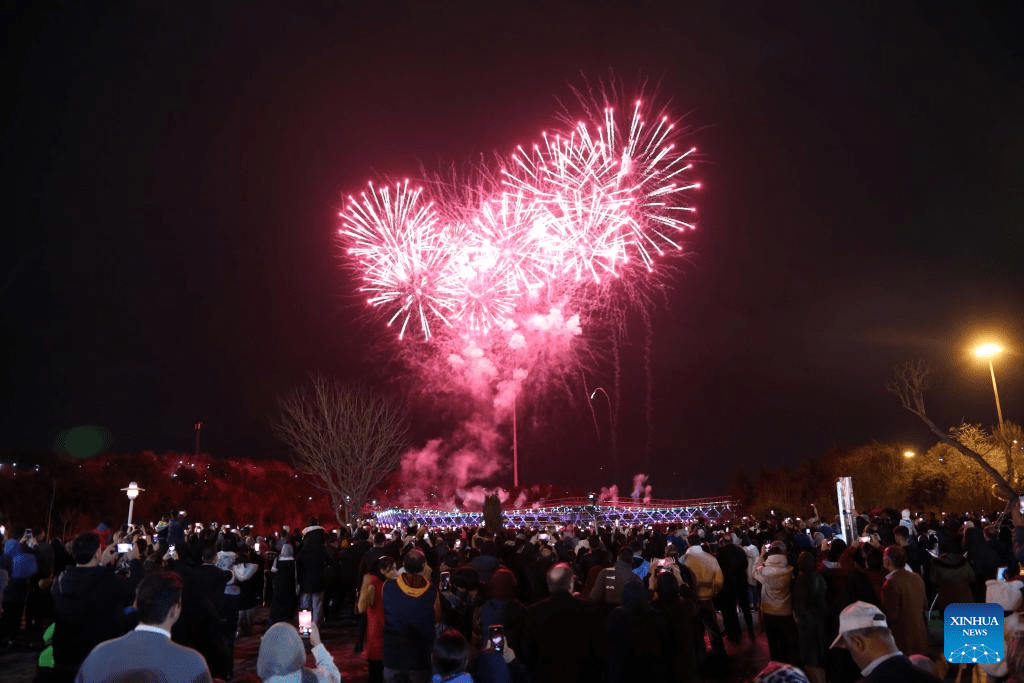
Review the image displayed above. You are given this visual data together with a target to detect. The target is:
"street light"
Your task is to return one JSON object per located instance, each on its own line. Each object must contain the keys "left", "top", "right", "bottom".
{"left": 121, "top": 481, "right": 145, "bottom": 528}
{"left": 974, "top": 344, "right": 1006, "bottom": 432}
{"left": 904, "top": 450, "right": 915, "bottom": 458}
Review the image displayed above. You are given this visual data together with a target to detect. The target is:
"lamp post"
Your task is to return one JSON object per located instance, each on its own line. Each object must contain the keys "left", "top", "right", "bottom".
{"left": 975, "top": 344, "right": 1006, "bottom": 432}
{"left": 121, "top": 481, "right": 145, "bottom": 528}
{"left": 904, "top": 450, "right": 915, "bottom": 458}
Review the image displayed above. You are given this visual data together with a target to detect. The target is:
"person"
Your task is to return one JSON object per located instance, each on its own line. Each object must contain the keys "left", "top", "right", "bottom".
{"left": 174, "top": 545, "right": 231, "bottom": 680}
{"left": 979, "top": 578, "right": 1024, "bottom": 681}
{"left": 256, "top": 621, "right": 341, "bottom": 683}
{"left": 589, "top": 547, "right": 641, "bottom": 609}
{"left": 474, "top": 568, "right": 525, "bottom": 656}
{"left": 523, "top": 563, "right": 600, "bottom": 683}
{"left": 716, "top": 533, "right": 754, "bottom": 643}
{"left": 792, "top": 551, "right": 827, "bottom": 683}
{"left": 879, "top": 545, "right": 928, "bottom": 656}
{"left": 754, "top": 543, "right": 797, "bottom": 665}
{"left": 650, "top": 570, "right": 699, "bottom": 683}
{"left": 830, "top": 601, "right": 941, "bottom": 682}
{"left": 382, "top": 549, "right": 438, "bottom": 683}
{"left": 270, "top": 543, "right": 298, "bottom": 625}
{"left": 75, "top": 570, "right": 212, "bottom": 683}
{"left": 930, "top": 537, "right": 975, "bottom": 614}
{"left": 51, "top": 533, "right": 131, "bottom": 683}
{"left": 606, "top": 581, "right": 669, "bottom": 683}
{"left": 430, "top": 629, "right": 473, "bottom": 683}
{"left": 358, "top": 555, "right": 397, "bottom": 683}
{"left": 752, "top": 661, "right": 811, "bottom": 682}
{"left": 297, "top": 518, "right": 328, "bottom": 625}
{"left": 684, "top": 535, "right": 727, "bottom": 659}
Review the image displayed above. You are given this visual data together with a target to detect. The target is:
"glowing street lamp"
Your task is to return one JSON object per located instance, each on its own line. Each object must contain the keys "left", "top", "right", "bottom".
{"left": 974, "top": 344, "right": 1006, "bottom": 432}
{"left": 904, "top": 450, "right": 915, "bottom": 458}
{"left": 121, "top": 481, "right": 145, "bottom": 528}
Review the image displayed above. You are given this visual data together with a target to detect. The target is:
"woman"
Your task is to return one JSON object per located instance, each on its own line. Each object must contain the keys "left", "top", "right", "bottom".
{"left": 234, "top": 547, "right": 261, "bottom": 637}
{"left": 357, "top": 555, "right": 396, "bottom": 683}
{"left": 257, "top": 622, "right": 340, "bottom": 683}
{"left": 792, "top": 551, "right": 827, "bottom": 683}
{"left": 931, "top": 537, "right": 975, "bottom": 614}
{"left": 270, "top": 544, "right": 298, "bottom": 625}
{"left": 474, "top": 568, "right": 526, "bottom": 656}
{"left": 754, "top": 543, "right": 798, "bottom": 666}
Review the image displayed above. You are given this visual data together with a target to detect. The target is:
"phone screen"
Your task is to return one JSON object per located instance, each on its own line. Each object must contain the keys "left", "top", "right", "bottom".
{"left": 998, "top": 567, "right": 1008, "bottom": 582}
{"left": 440, "top": 571, "right": 451, "bottom": 591}
{"left": 117, "top": 543, "right": 133, "bottom": 553}
{"left": 298, "top": 610, "right": 313, "bottom": 637}
{"left": 488, "top": 625, "right": 505, "bottom": 652}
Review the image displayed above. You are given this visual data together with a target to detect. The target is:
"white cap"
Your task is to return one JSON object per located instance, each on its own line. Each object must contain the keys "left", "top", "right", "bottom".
{"left": 830, "top": 601, "right": 888, "bottom": 648}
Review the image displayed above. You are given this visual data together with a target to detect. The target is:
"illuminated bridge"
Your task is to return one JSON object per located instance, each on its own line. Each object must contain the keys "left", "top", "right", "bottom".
{"left": 372, "top": 496, "right": 738, "bottom": 529}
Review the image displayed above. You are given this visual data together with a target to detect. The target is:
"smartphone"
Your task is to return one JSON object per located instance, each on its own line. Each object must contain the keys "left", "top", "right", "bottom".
{"left": 488, "top": 624, "right": 505, "bottom": 653}
{"left": 168, "top": 545, "right": 176, "bottom": 553}
{"left": 998, "top": 567, "right": 1008, "bottom": 582}
{"left": 538, "top": 533, "right": 549, "bottom": 542}
{"left": 253, "top": 542, "right": 261, "bottom": 553}
{"left": 859, "top": 536, "right": 871, "bottom": 543}
{"left": 117, "top": 543, "right": 133, "bottom": 553}
{"left": 440, "top": 571, "right": 451, "bottom": 591}
{"left": 298, "top": 610, "right": 313, "bottom": 637}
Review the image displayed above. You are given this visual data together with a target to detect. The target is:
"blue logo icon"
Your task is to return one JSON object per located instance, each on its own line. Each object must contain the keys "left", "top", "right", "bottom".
{"left": 944, "top": 603, "right": 1003, "bottom": 663}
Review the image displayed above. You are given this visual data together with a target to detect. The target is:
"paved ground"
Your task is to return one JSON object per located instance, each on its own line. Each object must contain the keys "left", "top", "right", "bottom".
{"left": 0, "top": 609, "right": 982, "bottom": 682}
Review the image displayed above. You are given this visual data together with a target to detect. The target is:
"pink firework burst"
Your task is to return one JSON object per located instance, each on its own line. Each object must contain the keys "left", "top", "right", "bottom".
{"left": 337, "top": 90, "right": 700, "bottom": 345}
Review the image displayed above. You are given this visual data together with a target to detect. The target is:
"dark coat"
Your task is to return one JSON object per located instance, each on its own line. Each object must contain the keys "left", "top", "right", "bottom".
{"left": 297, "top": 526, "right": 327, "bottom": 594}
{"left": 270, "top": 558, "right": 298, "bottom": 624}
{"left": 524, "top": 591, "right": 601, "bottom": 683}
{"left": 51, "top": 565, "right": 130, "bottom": 678}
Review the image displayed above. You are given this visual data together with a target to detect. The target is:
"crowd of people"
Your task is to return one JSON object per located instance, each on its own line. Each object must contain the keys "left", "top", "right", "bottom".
{"left": 3, "top": 503, "right": 1024, "bottom": 682}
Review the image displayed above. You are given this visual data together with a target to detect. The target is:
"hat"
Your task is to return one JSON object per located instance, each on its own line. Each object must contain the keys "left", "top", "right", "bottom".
{"left": 752, "top": 661, "right": 810, "bottom": 683}
{"left": 986, "top": 579, "right": 1024, "bottom": 611}
{"left": 830, "top": 601, "right": 888, "bottom": 647}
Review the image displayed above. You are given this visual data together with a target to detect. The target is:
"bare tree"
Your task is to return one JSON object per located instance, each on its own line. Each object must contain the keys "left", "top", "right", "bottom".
{"left": 274, "top": 375, "right": 408, "bottom": 526}
{"left": 888, "top": 360, "right": 1015, "bottom": 499}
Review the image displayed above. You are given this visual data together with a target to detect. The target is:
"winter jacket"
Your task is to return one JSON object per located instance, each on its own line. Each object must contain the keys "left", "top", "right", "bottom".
{"left": 930, "top": 553, "right": 975, "bottom": 613}
{"left": 682, "top": 546, "right": 724, "bottom": 601}
{"left": 753, "top": 553, "right": 793, "bottom": 616}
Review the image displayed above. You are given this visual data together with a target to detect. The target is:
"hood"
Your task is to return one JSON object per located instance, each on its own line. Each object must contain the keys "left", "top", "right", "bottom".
{"left": 257, "top": 623, "right": 305, "bottom": 679}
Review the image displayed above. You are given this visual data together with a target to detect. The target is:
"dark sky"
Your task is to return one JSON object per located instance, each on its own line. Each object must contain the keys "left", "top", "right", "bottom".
{"left": 3, "top": 1, "right": 1023, "bottom": 497}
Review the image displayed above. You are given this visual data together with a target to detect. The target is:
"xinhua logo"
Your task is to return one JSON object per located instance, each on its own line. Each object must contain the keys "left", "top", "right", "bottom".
{"left": 944, "top": 603, "right": 1004, "bottom": 663}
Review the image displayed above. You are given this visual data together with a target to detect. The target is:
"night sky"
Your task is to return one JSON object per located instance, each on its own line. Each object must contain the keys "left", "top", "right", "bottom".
{"left": 3, "top": 2, "right": 1022, "bottom": 497}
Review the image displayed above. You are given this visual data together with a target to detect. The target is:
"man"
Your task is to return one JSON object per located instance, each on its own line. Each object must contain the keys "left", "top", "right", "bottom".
{"left": 715, "top": 533, "right": 754, "bottom": 642}
{"left": 831, "top": 601, "right": 941, "bottom": 682}
{"left": 172, "top": 546, "right": 230, "bottom": 680}
{"left": 524, "top": 563, "right": 600, "bottom": 683}
{"left": 880, "top": 545, "right": 929, "bottom": 656}
{"left": 589, "top": 547, "right": 641, "bottom": 607}
{"left": 51, "top": 533, "right": 131, "bottom": 683}
{"left": 684, "top": 535, "right": 727, "bottom": 658}
{"left": 382, "top": 548, "right": 438, "bottom": 683}
{"left": 76, "top": 571, "right": 211, "bottom": 683}
{"left": 297, "top": 517, "right": 327, "bottom": 624}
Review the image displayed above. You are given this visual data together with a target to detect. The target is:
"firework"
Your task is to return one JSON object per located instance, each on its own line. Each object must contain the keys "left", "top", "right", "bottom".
{"left": 337, "top": 94, "right": 699, "bottom": 343}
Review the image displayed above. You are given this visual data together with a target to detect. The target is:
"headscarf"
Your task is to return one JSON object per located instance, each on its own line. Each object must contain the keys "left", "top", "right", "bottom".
{"left": 257, "top": 623, "right": 305, "bottom": 680}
